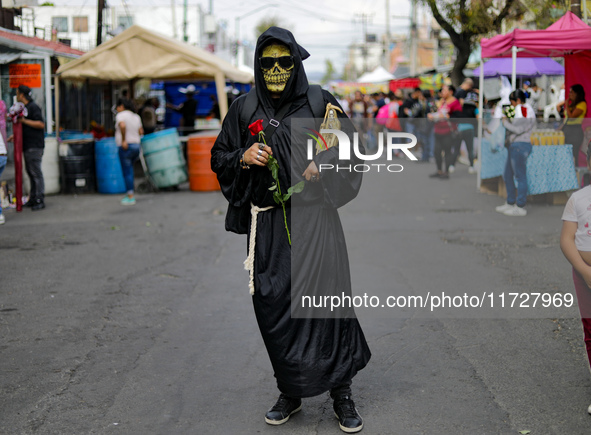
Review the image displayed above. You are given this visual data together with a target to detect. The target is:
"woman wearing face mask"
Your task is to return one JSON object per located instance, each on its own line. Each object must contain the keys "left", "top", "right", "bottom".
{"left": 495, "top": 89, "right": 536, "bottom": 217}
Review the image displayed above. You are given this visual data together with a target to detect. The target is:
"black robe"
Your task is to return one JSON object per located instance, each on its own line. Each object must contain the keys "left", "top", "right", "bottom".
{"left": 211, "top": 27, "right": 371, "bottom": 398}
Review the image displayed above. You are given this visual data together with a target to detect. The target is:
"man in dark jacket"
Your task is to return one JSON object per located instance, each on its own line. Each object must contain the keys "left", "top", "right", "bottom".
{"left": 16, "top": 85, "right": 46, "bottom": 210}
{"left": 211, "top": 27, "right": 370, "bottom": 433}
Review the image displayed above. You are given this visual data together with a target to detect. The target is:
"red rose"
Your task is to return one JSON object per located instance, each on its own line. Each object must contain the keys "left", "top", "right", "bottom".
{"left": 249, "top": 119, "right": 264, "bottom": 136}
{"left": 521, "top": 106, "right": 528, "bottom": 118}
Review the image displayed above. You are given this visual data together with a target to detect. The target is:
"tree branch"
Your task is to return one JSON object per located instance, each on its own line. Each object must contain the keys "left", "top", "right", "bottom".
{"left": 493, "top": 0, "right": 517, "bottom": 28}
{"left": 459, "top": 0, "right": 467, "bottom": 24}
{"left": 425, "top": 0, "right": 460, "bottom": 41}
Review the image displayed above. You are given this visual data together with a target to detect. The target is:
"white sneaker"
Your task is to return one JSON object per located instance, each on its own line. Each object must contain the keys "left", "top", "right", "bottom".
{"left": 458, "top": 156, "right": 470, "bottom": 166}
{"left": 0, "top": 214, "right": 4, "bottom": 224}
{"left": 588, "top": 403, "right": 591, "bottom": 415}
{"left": 468, "top": 166, "right": 476, "bottom": 174}
{"left": 448, "top": 165, "right": 455, "bottom": 173}
{"left": 495, "top": 203, "right": 513, "bottom": 213}
{"left": 503, "top": 205, "right": 527, "bottom": 216}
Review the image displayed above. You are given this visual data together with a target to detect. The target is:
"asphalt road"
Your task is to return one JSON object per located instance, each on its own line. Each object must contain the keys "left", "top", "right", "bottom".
{"left": 1, "top": 159, "right": 590, "bottom": 435}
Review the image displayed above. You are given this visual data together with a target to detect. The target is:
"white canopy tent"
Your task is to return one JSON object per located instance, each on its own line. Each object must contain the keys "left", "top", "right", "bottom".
{"left": 55, "top": 25, "right": 254, "bottom": 128}
{"left": 356, "top": 66, "right": 396, "bottom": 83}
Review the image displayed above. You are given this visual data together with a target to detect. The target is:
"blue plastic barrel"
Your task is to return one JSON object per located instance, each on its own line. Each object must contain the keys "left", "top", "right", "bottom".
{"left": 141, "top": 129, "right": 188, "bottom": 188}
{"left": 95, "top": 138, "right": 126, "bottom": 194}
{"left": 61, "top": 131, "right": 94, "bottom": 141}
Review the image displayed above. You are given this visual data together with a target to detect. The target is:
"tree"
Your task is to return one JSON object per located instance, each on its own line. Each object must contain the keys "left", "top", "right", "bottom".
{"left": 522, "top": 0, "right": 570, "bottom": 29}
{"left": 423, "top": 0, "right": 570, "bottom": 86}
{"left": 423, "top": 0, "right": 524, "bottom": 86}
{"left": 321, "top": 59, "right": 337, "bottom": 84}
{"left": 254, "top": 16, "right": 290, "bottom": 39}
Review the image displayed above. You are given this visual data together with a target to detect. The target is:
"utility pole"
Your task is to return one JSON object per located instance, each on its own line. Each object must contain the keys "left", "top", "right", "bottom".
{"left": 171, "top": 0, "right": 177, "bottom": 39}
{"left": 384, "top": 0, "right": 390, "bottom": 69}
{"left": 385, "top": 0, "right": 390, "bottom": 39}
{"left": 96, "top": 0, "right": 105, "bottom": 46}
{"left": 183, "top": 0, "right": 188, "bottom": 42}
{"left": 355, "top": 13, "right": 373, "bottom": 74}
{"left": 409, "top": 0, "right": 418, "bottom": 77}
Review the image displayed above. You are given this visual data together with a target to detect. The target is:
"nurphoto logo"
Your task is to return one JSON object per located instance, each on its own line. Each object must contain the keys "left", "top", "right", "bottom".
{"left": 306, "top": 129, "right": 418, "bottom": 173}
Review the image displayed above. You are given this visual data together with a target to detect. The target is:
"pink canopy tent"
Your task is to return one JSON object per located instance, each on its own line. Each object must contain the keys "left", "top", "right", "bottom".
{"left": 477, "top": 12, "right": 591, "bottom": 189}
{"left": 480, "top": 11, "right": 591, "bottom": 110}
{"left": 481, "top": 11, "right": 591, "bottom": 58}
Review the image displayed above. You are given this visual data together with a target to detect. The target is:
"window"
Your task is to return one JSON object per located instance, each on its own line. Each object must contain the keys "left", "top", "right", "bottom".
{"left": 52, "top": 16, "right": 68, "bottom": 33}
{"left": 118, "top": 16, "right": 133, "bottom": 29}
{"left": 73, "top": 16, "right": 88, "bottom": 33}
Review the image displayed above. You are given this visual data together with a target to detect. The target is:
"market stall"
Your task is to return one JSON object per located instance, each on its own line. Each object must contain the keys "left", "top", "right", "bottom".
{"left": 478, "top": 12, "right": 591, "bottom": 196}
{"left": 54, "top": 25, "right": 253, "bottom": 192}
{"left": 55, "top": 25, "right": 253, "bottom": 126}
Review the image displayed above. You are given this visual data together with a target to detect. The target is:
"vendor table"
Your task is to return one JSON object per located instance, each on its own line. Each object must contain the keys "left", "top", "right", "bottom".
{"left": 481, "top": 127, "right": 578, "bottom": 195}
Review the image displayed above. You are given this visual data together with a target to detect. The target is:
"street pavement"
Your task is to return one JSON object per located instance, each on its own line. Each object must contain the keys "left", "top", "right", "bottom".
{"left": 1, "top": 158, "right": 590, "bottom": 435}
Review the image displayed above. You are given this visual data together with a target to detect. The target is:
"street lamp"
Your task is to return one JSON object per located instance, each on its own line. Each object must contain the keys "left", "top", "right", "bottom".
{"left": 234, "top": 4, "right": 279, "bottom": 66}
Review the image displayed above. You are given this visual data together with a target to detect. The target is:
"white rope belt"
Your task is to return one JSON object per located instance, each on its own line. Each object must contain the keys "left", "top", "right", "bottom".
{"left": 244, "top": 203, "right": 275, "bottom": 295}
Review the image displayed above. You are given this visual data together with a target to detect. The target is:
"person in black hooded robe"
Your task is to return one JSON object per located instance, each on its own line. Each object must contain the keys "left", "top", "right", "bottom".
{"left": 211, "top": 27, "right": 371, "bottom": 433}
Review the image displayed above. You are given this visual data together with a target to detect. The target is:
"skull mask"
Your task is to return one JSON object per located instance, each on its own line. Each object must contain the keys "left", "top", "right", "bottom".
{"left": 261, "top": 43, "right": 294, "bottom": 93}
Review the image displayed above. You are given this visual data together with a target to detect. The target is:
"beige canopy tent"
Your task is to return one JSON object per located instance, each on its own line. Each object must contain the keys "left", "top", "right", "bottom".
{"left": 55, "top": 25, "right": 254, "bottom": 128}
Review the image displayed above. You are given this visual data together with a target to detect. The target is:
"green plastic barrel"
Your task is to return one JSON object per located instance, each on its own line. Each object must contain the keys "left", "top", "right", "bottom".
{"left": 141, "top": 129, "right": 188, "bottom": 188}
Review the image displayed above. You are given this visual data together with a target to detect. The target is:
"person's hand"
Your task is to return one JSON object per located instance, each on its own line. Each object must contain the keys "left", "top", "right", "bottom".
{"left": 302, "top": 161, "right": 320, "bottom": 182}
{"left": 243, "top": 142, "right": 272, "bottom": 167}
{"left": 121, "top": 140, "right": 128, "bottom": 150}
{"left": 7, "top": 135, "right": 13, "bottom": 142}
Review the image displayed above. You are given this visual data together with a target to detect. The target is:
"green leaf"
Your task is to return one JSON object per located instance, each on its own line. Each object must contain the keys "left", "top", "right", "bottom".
{"left": 273, "top": 191, "right": 282, "bottom": 204}
{"left": 519, "top": 431, "right": 531, "bottom": 434}
{"left": 267, "top": 156, "right": 279, "bottom": 180}
{"left": 268, "top": 183, "right": 277, "bottom": 191}
{"left": 291, "top": 181, "right": 305, "bottom": 193}
{"left": 284, "top": 181, "right": 306, "bottom": 202}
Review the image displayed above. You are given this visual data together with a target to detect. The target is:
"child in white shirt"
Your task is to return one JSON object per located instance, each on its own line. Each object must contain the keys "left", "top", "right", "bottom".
{"left": 560, "top": 146, "right": 591, "bottom": 414}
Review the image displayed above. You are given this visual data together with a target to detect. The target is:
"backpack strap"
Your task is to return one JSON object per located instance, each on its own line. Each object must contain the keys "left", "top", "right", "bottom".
{"left": 239, "top": 88, "right": 259, "bottom": 136}
{"left": 306, "top": 84, "right": 325, "bottom": 119}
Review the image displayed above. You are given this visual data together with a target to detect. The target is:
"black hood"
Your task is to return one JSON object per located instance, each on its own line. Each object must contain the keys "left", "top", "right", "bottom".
{"left": 254, "top": 27, "right": 310, "bottom": 113}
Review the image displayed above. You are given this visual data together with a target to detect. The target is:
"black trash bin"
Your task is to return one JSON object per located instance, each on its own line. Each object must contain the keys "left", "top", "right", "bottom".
{"left": 59, "top": 137, "right": 96, "bottom": 193}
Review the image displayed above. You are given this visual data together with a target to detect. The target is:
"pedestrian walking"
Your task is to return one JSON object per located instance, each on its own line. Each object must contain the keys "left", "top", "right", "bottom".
{"left": 115, "top": 99, "right": 143, "bottom": 205}
{"left": 211, "top": 26, "right": 370, "bottom": 434}
{"left": 453, "top": 90, "right": 479, "bottom": 173}
{"left": 427, "top": 85, "right": 461, "bottom": 179}
{"left": 7, "top": 85, "right": 46, "bottom": 211}
{"left": 349, "top": 90, "right": 369, "bottom": 143}
{"left": 0, "top": 98, "right": 6, "bottom": 224}
{"left": 419, "top": 90, "right": 436, "bottom": 162}
{"left": 495, "top": 90, "right": 536, "bottom": 217}
{"left": 0, "top": 128, "right": 6, "bottom": 224}
{"left": 560, "top": 146, "right": 591, "bottom": 415}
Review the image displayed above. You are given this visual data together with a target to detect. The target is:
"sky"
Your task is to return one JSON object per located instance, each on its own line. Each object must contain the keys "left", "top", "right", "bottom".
{"left": 44, "top": 0, "right": 417, "bottom": 76}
